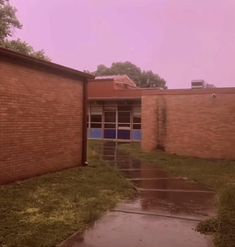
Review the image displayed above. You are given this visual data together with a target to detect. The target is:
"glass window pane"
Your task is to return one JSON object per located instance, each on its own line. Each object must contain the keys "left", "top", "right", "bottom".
{"left": 91, "top": 106, "right": 102, "bottom": 114}
{"left": 118, "top": 130, "right": 130, "bottom": 139}
{"left": 133, "top": 116, "right": 141, "bottom": 123}
{"left": 133, "top": 106, "right": 141, "bottom": 114}
{"left": 91, "top": 123, "right": 102, "bottom": 128}
{"left": 118, "top": 123, "right": 130, "bottom": 128}
{"left": 133, "top": 124, "right": 141, "bottom": 129}
{"left": 91, "top": 115, "right": 102, "bottom": 122}
{"left": 104, "top": 123, "right": 116, "bottom": 128}
{"left": 90, "top": 128, "right": 102, "bottom": 139}
{"left": 104, "top": 129, "right": 116, "bottom": 139}
{"left": 132, "top": 130, "right": 142, "bottom": 140}
{"left": 118, "top": 112, "right": 130, "bottom": 123}
{"left": 104, "top": 112, "right": 116, "bottom": 122}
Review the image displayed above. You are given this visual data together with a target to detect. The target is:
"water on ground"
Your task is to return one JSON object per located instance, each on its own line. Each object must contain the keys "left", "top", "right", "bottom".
{"left": 60, "top": 142, "right": 215, "bottom": 247}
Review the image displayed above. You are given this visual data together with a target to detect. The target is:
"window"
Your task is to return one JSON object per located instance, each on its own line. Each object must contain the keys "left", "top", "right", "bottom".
{"left": 90, "top": 106, "right": 102, "bottom": 114}
{"left": 104, "top": 123, "right": 116, "bottom": 128}
{"left": 133, "top": 116, "right": 141, "bottom": 123}
{"left": 91, "top": 115, "right": 102, "bottom": 122}
{"left": 133, "top": 124, "right": 141, "bottom": 129}
{"left": 104, "top": 112, "right": 116, "bottom": 123}
{"left": 118, "top": 112, "right": 130, "bottom": 123}
{"left": 132, "top": 106, "right": 141, "bottom": 129}
{"left": 104, "top": 129, "right": 116, "bottom": 139}
{"left": 90, "top": 106, "right": 102, "bottom": 129}
{"left": 91, "top": 123, "right": 102, "bottom": 128}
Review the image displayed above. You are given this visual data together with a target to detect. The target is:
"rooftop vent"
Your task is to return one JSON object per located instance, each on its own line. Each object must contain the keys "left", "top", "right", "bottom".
{"left": 191, "top": 80, "right": 206, "bottom": 89}
{"left": 191, "top": 80, "right": 216, "bottom": 89}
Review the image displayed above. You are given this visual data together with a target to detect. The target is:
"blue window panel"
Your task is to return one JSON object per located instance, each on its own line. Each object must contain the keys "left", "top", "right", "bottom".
{"left": 90, "top": 128, "right": 102, "bottom": 139}
{"left": 118, "top": 130, "right": 130, "bottom": 140}
{"left": 132, "top": 130, "right": 142, "bottom": 141}
{"left": 104, "top": 129, "right": 116, "bottom": 139}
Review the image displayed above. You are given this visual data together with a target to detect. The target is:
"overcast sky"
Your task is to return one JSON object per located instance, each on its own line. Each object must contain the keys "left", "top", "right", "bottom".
{"left": 11, "top": 0, "right": 235, "bottom": 88}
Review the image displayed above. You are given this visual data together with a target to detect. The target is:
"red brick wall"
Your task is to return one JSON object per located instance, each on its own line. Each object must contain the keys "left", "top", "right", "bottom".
{"left": 142, "top": 90, "right": 235, "bottom": 160}
{"left": 0, "top": 59, "right": 84, "bottom": 184}
{"left": 88, "top": 79, "right": 142, "bottom": 99}
{"left": 141, "top": 96, "right": 158, "bottom": 151}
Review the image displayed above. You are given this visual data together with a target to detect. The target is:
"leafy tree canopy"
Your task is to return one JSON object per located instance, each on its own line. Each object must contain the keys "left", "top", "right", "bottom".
{"left": 0, "top": 0, "right": 49, "bottom": 60}
{"left": 95, "top": 62, "right": 166, "bottom": 88}
{"left": 0, "top": 39, "right": 50, "bottom": 60}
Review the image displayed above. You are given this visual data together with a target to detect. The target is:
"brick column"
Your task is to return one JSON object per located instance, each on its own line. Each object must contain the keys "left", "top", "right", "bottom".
{"left": 141, "top": 96, "right": 158, "bottom": 152}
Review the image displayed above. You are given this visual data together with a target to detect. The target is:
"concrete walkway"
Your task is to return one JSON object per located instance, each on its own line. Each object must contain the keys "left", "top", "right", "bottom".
{"left": 60, "top": 142, "right": 215, "bottom": 247}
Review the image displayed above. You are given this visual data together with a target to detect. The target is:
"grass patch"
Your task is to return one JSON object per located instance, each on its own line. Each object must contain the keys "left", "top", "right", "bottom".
{"left": 0, "top": 146, "right": 135, "bottom": 247}
{"left": 119, "top": 143, "right": 235, "bottom": 247}
{"left": 196, "top": 218, "right": 219, "bottom": 234}
{"left": 214, "top": 184, "right": 235, "bottom": 247}
{"left": 196, "top": 185, "right": 235, "bottom": 247}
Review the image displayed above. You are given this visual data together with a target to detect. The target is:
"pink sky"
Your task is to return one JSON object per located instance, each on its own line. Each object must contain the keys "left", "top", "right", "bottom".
{"left": 11, "top": 0, "right": 235, "bottom": 88}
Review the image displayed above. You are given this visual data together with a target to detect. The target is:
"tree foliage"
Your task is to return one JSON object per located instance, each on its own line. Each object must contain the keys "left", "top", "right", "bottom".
{"left": 0, "top": 39, "right": 50, "bottom": 60}
{"left": 0, "top": 0, "right": 49, "bottom": 60}
{"left": 95, "top": 62, "right": 166, "bottom": 88}
{"left": 0, "top": 0, "right": 21, "bottom": 41}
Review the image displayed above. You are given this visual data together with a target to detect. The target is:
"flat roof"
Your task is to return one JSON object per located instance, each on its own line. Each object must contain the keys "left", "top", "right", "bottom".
{"left": 89, "top": 97, "right": 141, "bottom": 100}
{"left": 142, "top": 87, "right": 235, "bottom": 95}
{"left": 0, "top": 47, "right": 94, "bottom": 80}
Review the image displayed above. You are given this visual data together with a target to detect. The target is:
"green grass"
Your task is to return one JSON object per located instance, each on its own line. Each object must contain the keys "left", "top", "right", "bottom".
{"left": 214, "top": 184, "right": 235, "bottom": 247}
{"left": 119, "top": 143, "right": 235, "bottom": 247}
{"left": 0, "top": 146, "right": 135, "bottom": 247}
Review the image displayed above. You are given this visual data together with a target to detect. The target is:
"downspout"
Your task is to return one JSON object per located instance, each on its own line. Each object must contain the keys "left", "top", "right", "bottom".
{"left": 82, "top": 78, "right": 88, "bottom": 166}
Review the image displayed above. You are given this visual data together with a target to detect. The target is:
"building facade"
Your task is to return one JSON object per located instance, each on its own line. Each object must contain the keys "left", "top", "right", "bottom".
{"left": 88, "top": 75, "right": 235, "bottom": 160}
{"left": 0, "top": 48, "right": 93, "bottom": 184}
{"left": 88, "top": 75, "right": 143, "bottom": 141}
{"left": 88, "top": 100, "right": 141, "bottom": 141}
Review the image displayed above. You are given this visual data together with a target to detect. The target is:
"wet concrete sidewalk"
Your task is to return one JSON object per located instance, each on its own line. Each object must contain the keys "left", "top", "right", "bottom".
{"left": 60, "top": 142, "right": 215, "bottom": 247}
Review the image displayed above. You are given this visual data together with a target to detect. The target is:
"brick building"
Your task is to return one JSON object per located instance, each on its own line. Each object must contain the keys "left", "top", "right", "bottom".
{"left": 0, "top": 48, "right": 93, "bottom": 184}
{"left": 88, "top": 75, "right": 235, "bottom": 160}
{"left": 88, "top": 75, "right": 142, "bottom": 141}
{"left": 0, "top": 47, "right": 234, "bottom": 186}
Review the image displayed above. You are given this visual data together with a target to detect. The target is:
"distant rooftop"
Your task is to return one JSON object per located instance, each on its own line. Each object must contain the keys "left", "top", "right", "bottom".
{"left": 95, "top": 75, "right": 130, "bottom": 80}
{"left": 94, "top": 75, "right": 137, "bottom": 88}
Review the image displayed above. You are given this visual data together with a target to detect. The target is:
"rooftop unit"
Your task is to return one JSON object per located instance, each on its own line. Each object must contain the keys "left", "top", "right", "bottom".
{"left": 191, "top": 80, "right": 216, "bottom": 89}
{"left": 191, "top": 80, "right": 206, "bottom": 89}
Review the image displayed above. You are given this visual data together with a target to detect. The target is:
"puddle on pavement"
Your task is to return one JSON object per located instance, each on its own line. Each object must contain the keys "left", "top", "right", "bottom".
{"left": 60, "top": 141, "right": 215, "bottom": 247}
{"left": 96, "top": 142, "right": 216, "bottom": 219}
{"left": 60, "top": 211, "right": 213, "bottom": 247}
{"left": 119, "top": 169, "right": 169, "bottom": 178}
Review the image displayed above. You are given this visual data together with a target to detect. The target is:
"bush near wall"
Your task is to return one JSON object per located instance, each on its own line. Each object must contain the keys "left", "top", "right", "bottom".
{"left": 215, "top": 185, "right": 235, "bottom": 247}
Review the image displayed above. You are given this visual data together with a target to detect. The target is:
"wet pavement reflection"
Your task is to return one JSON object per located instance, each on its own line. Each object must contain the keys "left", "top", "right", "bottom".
{"left": 60, "top": 141, "right": 215, "bottom": 247}
{"left": 97, "top": 142, "right": 216, "bottom": 219}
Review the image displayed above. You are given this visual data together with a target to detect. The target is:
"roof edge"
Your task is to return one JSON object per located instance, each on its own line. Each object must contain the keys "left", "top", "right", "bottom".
{"left": 0, "top": 47, "right": 94, "bottom": 80}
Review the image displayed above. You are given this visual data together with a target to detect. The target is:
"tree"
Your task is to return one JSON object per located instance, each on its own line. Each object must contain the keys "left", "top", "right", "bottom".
{"left": 95, "top": 62, "right": 166, "bottom": 88}
{"left": 0, "top": 39, "right": 50, "bottom": 60}
{"left": 140, "top": 70, "right": 166, "bottom": 88}
{"left": 0, "top": 0, "right": 49, "bottom": 60}
{"left": 0, "top": 0, "right": 21, "bottom": 41}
